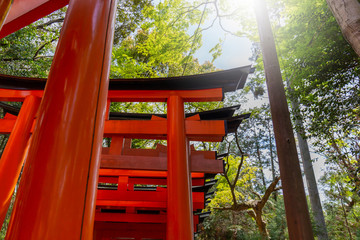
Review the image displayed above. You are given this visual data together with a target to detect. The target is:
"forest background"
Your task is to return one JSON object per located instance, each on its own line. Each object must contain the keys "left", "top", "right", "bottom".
{"left": 0, "top": 0, "right": 359, "bottom": 239}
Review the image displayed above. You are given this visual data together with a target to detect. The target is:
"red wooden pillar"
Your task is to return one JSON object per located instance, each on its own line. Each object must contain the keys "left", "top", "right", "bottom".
{"left": 0, "top": 95, "right": 40, "bottom": 229}
{"left": 0, "top": 0, "right": 12, "bottom": 31}
{"left": 5, "top": 0, "right": 117, "bottom": 239}
{"left": 167, "top": 95, "right": 194, "bottom": 240}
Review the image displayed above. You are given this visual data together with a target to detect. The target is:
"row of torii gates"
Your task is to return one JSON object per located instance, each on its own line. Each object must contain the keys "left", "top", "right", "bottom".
{"left": 0, "top": 0, "right": 314, "bottom": 239}
{"left": 0, "top": 65, "right": 250, "bottom": 239}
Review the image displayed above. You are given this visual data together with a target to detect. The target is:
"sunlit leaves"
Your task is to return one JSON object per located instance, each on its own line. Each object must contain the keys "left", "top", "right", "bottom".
{"left": 208, "top": 155, "right": 257, "bottom": 208}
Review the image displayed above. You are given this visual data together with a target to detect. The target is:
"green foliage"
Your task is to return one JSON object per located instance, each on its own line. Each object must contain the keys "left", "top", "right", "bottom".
{"left": 197, "top": 210, "right": 262, "bottom": 240}
{"left": 266, "top": 198, "right": 288, "bottom": 239}
{"left": 319, "top": 168, "right": 360, "bottom": 239}
{"left": 113, "top": 0, "right": 153, "bottom": 45}
{"left": 0, "top": 194, "right": 15, "bottom": 240}
{"left": 109, "top": 0, "right": 221, "bottom": 119}
{"left": 209, "top": 156, "right": 257, "bottom": 209}
{"left": 271, "top": 0, "right": 360, "bottom": 195}
{"left": 110, "top": 0, "right": 203, "bottom": 78}
{"left": 0, "top": 8, "right": 65, "bottom": 76}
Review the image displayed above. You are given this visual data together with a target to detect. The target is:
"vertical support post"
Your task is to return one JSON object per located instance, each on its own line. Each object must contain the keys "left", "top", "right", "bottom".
{"left": 6, "top": 0, "right": 117, "bottom": 239}
{"left": 254, "top": 0, "right": 314, "bottom": 239}
{"left": 0, "top": 95, "right": 40, "bottom": 229}
{"left": 167, "top": 95, "right": 193, "bottom": 240}
{"left": 0, "top": 0, "right": 12, "bottom": 31}
{"left": 105, "top": 99, "right": 111, "bottom": 120}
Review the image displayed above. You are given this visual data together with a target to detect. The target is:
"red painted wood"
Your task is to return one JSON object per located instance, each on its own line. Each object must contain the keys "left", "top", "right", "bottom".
{"left": 5, "top": 0, "right": 117, "bottom": 239}
{"left": 101, "top": 155, "right": 224, "bottom": 173}
{"left": 108, "top": 136, "right": 124, "bottom": 155}
{"left": 98, "top": 176, "right": 205, "bottom": 186}
{"left": 99, "top": 169, "right": 205, "bottom": 178}
{"left": 167, "top": 95, "right": 194, "bottom": 240}
{"left": 0, "top": 95, "right": 40, "bottom": 229}
{"left": 96, "top": 212, "right": 166, "bottom": 223}
{"left": 0, "top": 88, "right": 223, "bottom": 102}
{"left": 0, "top": 118, "right": 226, "bottom": 141}
{"left": 96, "top": 199, "right": 204, "bottom": 210}
{"left": 94, "top": 222, "right": 166, "bottom": 240}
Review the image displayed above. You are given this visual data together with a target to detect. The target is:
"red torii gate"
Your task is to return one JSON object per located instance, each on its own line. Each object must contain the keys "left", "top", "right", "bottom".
{"left": 93, "top": 106, "right": 248, "bottom": 239}
{"left": 0, "top": 79, "right": 249, "bottom": 239}
{"left": 0, "top": 0, "right": 313, "bottom": 239}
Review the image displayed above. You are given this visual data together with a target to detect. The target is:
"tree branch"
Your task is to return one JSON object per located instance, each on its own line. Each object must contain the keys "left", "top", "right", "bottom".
{"left": 36, "top": 18, "right": 64, "bottom": 29}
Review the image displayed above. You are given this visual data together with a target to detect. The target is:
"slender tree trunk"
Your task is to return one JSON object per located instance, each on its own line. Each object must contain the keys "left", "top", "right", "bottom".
{"left": 326, "top": 0, "right": 360, "bottom": 57}
{"left": 288, "top": 88, "right": 329, "bottom": 240}
{"left": 266, "top": 119, "right": 277, "bottom": 201}
{"left": 337, "top": 184, "right": 354, "bottom": 240}
{"left": 253, "top": 127, "right": 267, "bottom": 191}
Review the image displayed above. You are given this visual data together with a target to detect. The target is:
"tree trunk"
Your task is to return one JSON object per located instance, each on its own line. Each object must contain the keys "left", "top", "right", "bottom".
{"left": 338, "top": 184, "right": 354, "bottom": 240}
{"left": 266, "top": 119, "right": 277, "bottom": 201}
{"left": 253, "top": 127, "right": 267, "bottom": 192}
{"left": 254, "top": 0, "right": 314, "bottom": 238}
{"left": 289, "top": 90, "right": 329, "bottom": 240}
{"left": 326, "top": 0, "right": 360, "bottom": 57}
{"left": 247, "top": 209, "right": 269, "bottom": 239}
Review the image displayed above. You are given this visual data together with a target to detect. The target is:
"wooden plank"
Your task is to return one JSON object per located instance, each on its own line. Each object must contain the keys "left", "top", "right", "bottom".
{"left": 101, "top": 155, "right": 224, "bottom": 173}
{"left": 96, "top": 190, "right": 204, "bottom": 203}
{"left": 98, "top": 177, "right": 205, "bottom": 186}
{"left": 0, "top": 119, "right": 226, "bottom": 141}
{"left": 95, "top": 212, "right": 167, "bottom": 223}
{"left": 96, "top": 199, "right": 204, "bottom": 210}
{"left": 0, "top": 88, "right": 222, "bottom": 102}
{"left": 98, "top": 169, "right": 204, "bottom": 178}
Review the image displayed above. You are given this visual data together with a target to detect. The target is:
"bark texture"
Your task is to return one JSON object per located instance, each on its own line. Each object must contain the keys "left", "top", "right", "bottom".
{"left": 291, "top": 97, "right": 329, "bottom": 240}
{"left": 326, "top": 0, "right": 360, "bottom": 57}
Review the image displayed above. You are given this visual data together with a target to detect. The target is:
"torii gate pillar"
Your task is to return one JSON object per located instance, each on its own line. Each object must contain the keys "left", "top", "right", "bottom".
{"left": 167, "top": 95, "right": 194, "bottom": 240}
{"left": 6, "top": 0, "right": 117, "bottom": 239}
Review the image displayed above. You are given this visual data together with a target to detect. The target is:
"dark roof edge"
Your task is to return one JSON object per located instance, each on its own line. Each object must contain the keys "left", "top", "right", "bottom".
{"left": 0, "top": 66, "right": 251, "bottom": 92}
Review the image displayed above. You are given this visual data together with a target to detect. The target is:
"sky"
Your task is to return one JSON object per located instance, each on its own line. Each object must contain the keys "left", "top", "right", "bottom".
{"left": 193, "top": 25, "right": 253, "bottom": 69}
{"left": 188, "top": 1, "right": 328, "bottom": 200}
{"left": 191, "top": 2, "right": 253, "bottom": 70}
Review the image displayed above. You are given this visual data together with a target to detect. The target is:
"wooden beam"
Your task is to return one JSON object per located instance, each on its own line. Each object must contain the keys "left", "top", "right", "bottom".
{"left": 101, "top": 155, "right": 224, "bottom": 173}
{"left": 0, "top": 88, "right": 222, "bottom": 102}
{"left": 0, "top": 119, "right": 226, "bottom": 141}
{"left": 94, "top": 222, "right": 166, "bottom": 240}
{"left": 96, "top": 199, "right": 204, "bottom": 210}
{"left": 98, "top": 177, "right": 205, "bottom": 186}
{"left": 95, "top": 212, "right": 167, "bottom": 223}
{"left": 96, "top": 190, "right": 204, "bottom": 203}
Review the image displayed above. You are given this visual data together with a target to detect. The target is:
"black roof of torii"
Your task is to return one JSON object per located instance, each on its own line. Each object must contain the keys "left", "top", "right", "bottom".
{"left": 0, "top": 66, "right": 252, "bottom": 92}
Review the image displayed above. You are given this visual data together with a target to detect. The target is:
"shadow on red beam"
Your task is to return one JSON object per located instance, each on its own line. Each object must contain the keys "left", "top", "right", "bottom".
{"left": 96, "top": 199, "right": 204, "bottom": 210}
{"left": 101, "top": 155, "right": 224, "bottom": 174}
{"left": 94, "top": 222, "right": 166, "bottom": 239}
{"left": 95, "top": 212, "right": 167, "bottom": 223}
{"left": 96, "top": 190, "right": 204, "bottom": 203}
{"left": 98, "top": 176, "right": 205, "bottom": 186}
{"left": 94, "top": 212, "right": 204, "bottom": 226}
{"left": 99, "top": 169, "right": 204, "bottom": 178}
{"left": 0, "top": 88, "right": 223, "bottom": 102}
